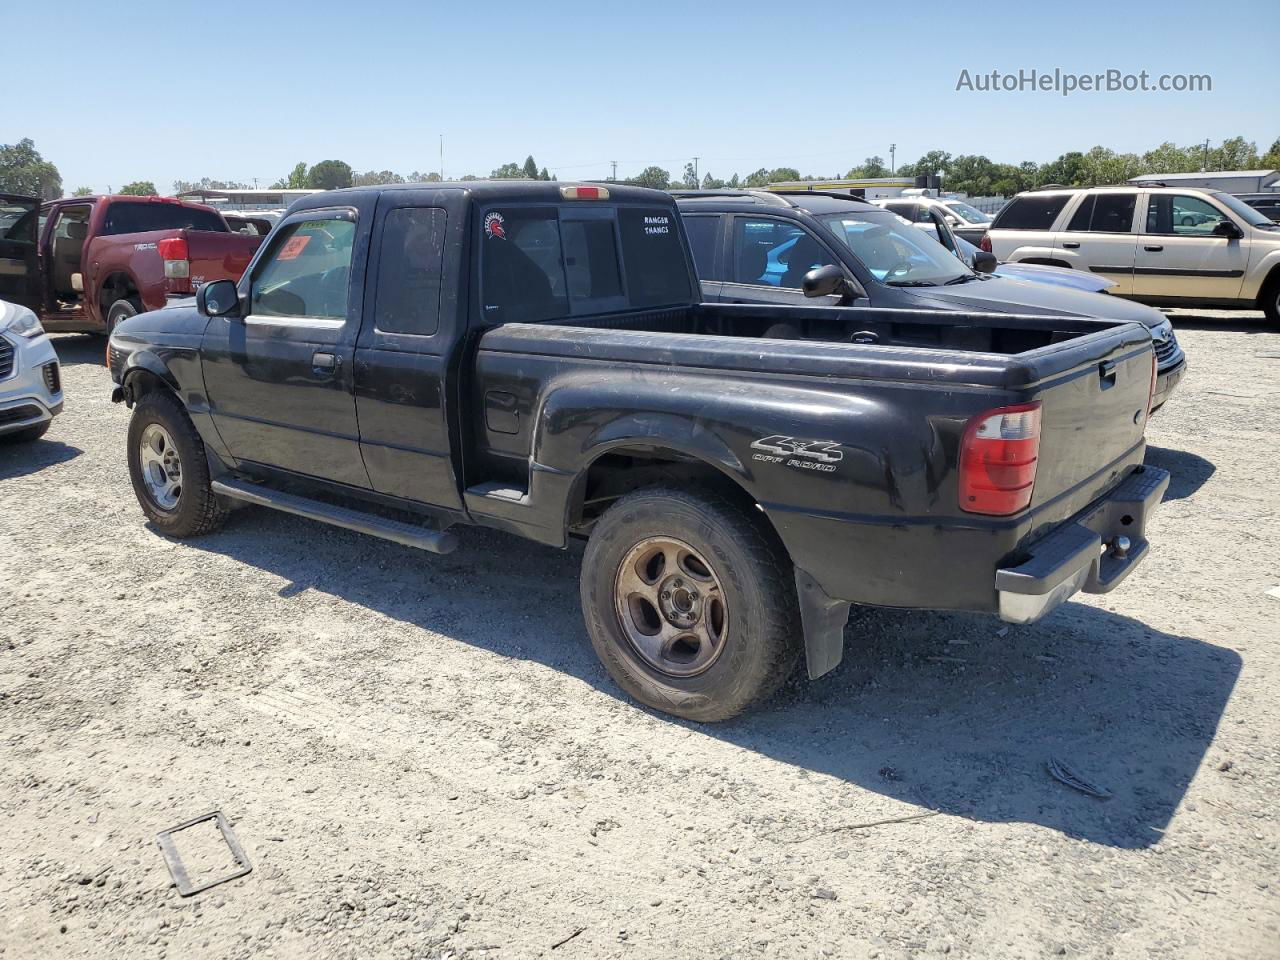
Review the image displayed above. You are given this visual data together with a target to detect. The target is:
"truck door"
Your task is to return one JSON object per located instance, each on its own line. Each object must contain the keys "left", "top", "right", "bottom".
{"left": 200, "top": 203, "right": 372, "bottom": 488}
{"left": 0, "top": 194, "right": 41, "bottom": 314}
{"left": 351, "top": 195, "right": 464, "bottom": 510}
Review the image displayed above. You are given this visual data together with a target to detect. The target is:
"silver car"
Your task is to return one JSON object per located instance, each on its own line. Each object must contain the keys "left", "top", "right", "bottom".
{"left": 0, "top": 299, "right": 63, "bottom": 443}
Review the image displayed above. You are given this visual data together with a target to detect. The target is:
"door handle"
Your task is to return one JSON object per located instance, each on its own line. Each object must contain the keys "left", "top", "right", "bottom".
{"left": 1099, "top": 360, "right": 1117, "bottom": 388}
{"left": 1144, "top": 245, "right": 1164, "bottom": 252}
{"left": 312, "top": 351, "right": 339, "bottom": 374}
{"left": 1061, "top": 241, "right": 1080, "bottom": 249}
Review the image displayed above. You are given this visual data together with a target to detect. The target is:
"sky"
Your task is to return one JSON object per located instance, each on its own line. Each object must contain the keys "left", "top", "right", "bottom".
{"left": 7, "top": 0, "right": 1276, "bottom": 194}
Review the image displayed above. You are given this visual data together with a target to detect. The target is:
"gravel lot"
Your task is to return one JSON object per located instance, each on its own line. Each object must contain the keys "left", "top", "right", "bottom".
{"left": 2, "top": 311, "right": 1278, "bottom": 960}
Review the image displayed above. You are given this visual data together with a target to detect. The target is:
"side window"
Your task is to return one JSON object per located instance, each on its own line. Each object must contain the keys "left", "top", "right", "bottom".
{"left": 374, "top": 207, "right": 446, "bottom": 336}
{"left": 732, "top": 218, "right": 833, "bottom": 289}
{"left": 682, "top": 215, "right": 719, "bottom": 277}
{"left": 1090, "top": 193, "right": 1137, "bottom": 233}
{"left": 617, "top": 207, "right": 692, "bottom": 307}
{"left": 251, "top": 216, "right": 356, "bottom": 320}
{"left": 882, "top": 203, "right": 914, "bottom": 221}
{"left": 992, "top": 194, "right": 1071, "bottom": 231}
{"left": 1066, "top": 195, "right": 1096, "bottom": 232}
{"left": 1146, "top": 195, "right": 1227, "bottom": 236}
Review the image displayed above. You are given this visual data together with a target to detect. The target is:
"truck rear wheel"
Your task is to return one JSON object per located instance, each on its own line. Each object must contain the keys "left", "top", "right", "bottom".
{"left": 580, "top": 486, "right": 801, "bottom": 722}
{"left": 126, "top": 391, "right": 228, "bottom": 537}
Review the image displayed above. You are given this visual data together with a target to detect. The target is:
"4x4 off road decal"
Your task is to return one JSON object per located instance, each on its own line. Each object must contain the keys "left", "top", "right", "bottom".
{"left": 484, "top": 211, "right": 506, "bottom": 239}
{"left": 751, "top": 435, "right": 843, "bottom": 473}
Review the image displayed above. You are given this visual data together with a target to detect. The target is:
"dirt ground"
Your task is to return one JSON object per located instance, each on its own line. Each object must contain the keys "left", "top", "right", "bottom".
{"left": 2, "top": 310, "right": 1277, "bottom": 960}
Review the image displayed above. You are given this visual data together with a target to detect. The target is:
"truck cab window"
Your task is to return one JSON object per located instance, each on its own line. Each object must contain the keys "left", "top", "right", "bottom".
{"left": 251, "top": 217, "right": 356, "bottom": 320}
{"left": 375, "top": 207, "right": 447, "bottom": 336}
{"left": 480, "top": 207, "right": 568, "bottom": 323}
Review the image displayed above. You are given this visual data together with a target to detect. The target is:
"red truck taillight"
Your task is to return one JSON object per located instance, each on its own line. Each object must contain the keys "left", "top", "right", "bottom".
{"left": 959, "top": 402, "right": 1042, "bottom": 516}
{"left": 158, "top": 237, "right": 190, "bottom": 279}
{"left": 979, "top": 234, "right": 993, "bottom": 253}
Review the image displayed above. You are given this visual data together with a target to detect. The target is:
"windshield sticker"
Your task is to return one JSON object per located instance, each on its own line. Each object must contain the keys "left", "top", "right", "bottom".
{"left": 751, "top": 435, "right": 843, "bottom": 473}
{"left": 277, "top": 235, "right": 311, "bottom": 261}
{"left": 642, "top": 214, "right": 670, "bottom": 236}
{"left": 484, "top": 212, "right": 507, "bottom": 239}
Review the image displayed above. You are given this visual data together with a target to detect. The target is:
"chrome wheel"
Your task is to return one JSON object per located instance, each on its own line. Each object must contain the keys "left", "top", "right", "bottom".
{"left": 613, "top": 536, "right": 729, "bottom": 677}
{"left": 138, "top": 422, "right": 182, "bottom": 510}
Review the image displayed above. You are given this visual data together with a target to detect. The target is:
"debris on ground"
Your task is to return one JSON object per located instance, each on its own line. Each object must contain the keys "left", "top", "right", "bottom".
{"left": 1046, "top": 759, "right": 1112, "bottom": 800}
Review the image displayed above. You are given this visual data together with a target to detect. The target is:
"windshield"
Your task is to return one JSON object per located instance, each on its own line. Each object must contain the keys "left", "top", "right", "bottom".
{"left": 943, "top": 200, "right": 993, "bottom": 224}
{"left": 819, "top": 210, "right": 970, "bottom": 286}
{"left": 1212, "top": 191, "right": 1278, "bottom": 229}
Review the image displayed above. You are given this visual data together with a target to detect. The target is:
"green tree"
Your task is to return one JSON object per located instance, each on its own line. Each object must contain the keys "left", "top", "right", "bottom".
{"left": 490, "top": 162, "right": 522, "bottom": 179}
{"left": 119, "top": 181, "right": 158, "bottom": 196}
{"left": 72, "top": 186, "right": 94, "bottom": 197}
{"left": 727, "top": 173, "right": 741, "bottom": 188}
{"left": 407, "top": 171, "right": 443, "bottom": 183}
{"left": 522, "top": 155, "right": 540, "bottom": 179}
{"left": 307, "top": 160, "right": 353, "bottom": 190}
{"left": 0, "top": 138, "right": 62, "bottom": 199}
{"left": 268, "top": 162, "right": 310, "bottom": 190}
{"left": 1141, "top": 141, "right": 1198, "bottom": 175}
{"left": 767, "top": 167, "right": 800, "bottom": 183}
{"left": 627, "top": 166, "right": 671, "bottom": 190}
{"left": 539, "top": 167, "right": 552, "bottom": 181}
{"left": 681, "top": 162, "right": 699, "bottom": 189}
{"left": 1077, "top": 146, "right": 1143, "bottom": 186}
{"left": 1037, "top": 151, "right": 1086, "bottom": 186}
{"left": 1261, "top": 138, "right": 1280, "bottom": 169}
{"left": 701, "top": 173, "right": 726, "bottom": 190}
{"left": 352, "top": 170, "right": 405, "bottom": 187}
{"left": 172, "top": 177, "right": 249, "bottom": 193}
{"left": 1209, "top": 136, "right": 1258, "bottom": 170}
{"left": 912, "top": 150, "right": 952, "bottom": 180}
{"left": 846, "top": 156, "right": 887, "bottom": 179}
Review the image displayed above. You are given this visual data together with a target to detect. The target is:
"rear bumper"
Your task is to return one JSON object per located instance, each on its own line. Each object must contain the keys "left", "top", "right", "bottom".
{"left": 994, "top": 465, "right": 1169, "bottom": 624}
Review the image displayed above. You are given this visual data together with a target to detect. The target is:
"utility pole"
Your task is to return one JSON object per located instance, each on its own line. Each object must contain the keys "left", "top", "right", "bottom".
{"left": 610, "top": 160, "right": 617, "bottom": 182}
{"left": 693, "top": 156, "right": 700, "bottom": 187}
{"left": 1201, "top": 138, "right": 1210, "bottom": 172}
{"left": 890, "top": 143, "right": 896, "bottom": 176}
{"left": 440, "top": 134, "right": 444, "bottom": 181}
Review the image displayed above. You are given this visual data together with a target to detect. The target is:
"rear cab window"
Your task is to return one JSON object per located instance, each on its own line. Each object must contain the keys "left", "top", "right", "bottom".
{"left": 992, "top": 194, "right": 1072, "bottom": 231}
{"left": 479, "top": 203, "right": 692, "bottom": 323}
{"left": 102, "top": 201, "right": 227, "bottom": 235}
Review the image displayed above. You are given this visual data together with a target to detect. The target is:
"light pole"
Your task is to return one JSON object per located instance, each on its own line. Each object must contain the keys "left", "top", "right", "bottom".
{"left": 890, "top": 143, "right": 896, "bottom": 176}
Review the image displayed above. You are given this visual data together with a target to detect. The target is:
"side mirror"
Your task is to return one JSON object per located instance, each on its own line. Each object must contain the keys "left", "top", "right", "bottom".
{"left": 197, "top": 279, "right": 242, "bottom": 318}
{"left": 803, "top": 264, "right": 855, "bottom": 300}
{"left": 972, "top": 250, "right": 998, "bottom": 274}
{"left": 1212, "top": 219, "right": 1242, "bottom": 239}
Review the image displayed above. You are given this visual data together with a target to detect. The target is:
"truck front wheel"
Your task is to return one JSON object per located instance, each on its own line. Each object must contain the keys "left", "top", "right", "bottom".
{"left": 580, "top": 486, "right": 801, "bottom": 722}
{"left": 105, "top": 297, "right": 141, "bottom": 336}
{"left": 126, "top": 391, "right": 228, "bottom": 537}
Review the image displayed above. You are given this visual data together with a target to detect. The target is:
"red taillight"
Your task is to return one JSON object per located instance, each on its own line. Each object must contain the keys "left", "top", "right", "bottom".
{"left": 959, "top": 402, "right": 1042, "bottom": 516}
{"left": 979, "top": 234, "right": 993, "bottom": 253}
{"left": 158, "top": 237, "right": 190, "bottom": 278}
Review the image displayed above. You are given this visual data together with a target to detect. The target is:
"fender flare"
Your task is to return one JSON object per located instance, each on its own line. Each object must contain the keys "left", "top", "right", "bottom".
{"left": 118, "top": 349, "right": 180, "bottom": 404}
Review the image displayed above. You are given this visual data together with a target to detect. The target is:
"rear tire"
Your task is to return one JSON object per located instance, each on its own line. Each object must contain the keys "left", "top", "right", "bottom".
{"left": 1262, "top": 276, "right": 1280, "bottom": 326}
{"left": 580, "top": 485, "right": 801, "bottom": 722}
{"left": 0, "top": 421, "right": 50, "bottom": 444}
{"left": 126, "top": 391, "right": 228, "bottom": 537}
{"left": 105, "top": 297, "right": 141, "bottom": 336}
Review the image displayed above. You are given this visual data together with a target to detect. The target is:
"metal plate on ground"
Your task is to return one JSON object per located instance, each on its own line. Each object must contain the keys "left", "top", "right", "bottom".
{"left": 156, "top": 809, "right": 253, "bottom": 897}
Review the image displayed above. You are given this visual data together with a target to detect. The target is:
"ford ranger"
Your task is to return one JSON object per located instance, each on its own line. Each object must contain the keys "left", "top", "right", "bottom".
{"left": 108, "top": 181, "right": 1169, "bottom": 721}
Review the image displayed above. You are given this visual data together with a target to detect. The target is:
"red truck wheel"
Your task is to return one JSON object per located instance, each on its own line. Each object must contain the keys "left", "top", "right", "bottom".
{"left": 105, "top": 297, "right": 141, "bottom": 336}
{"left": 581, "top": 485, "right": 801, "bottom": 722}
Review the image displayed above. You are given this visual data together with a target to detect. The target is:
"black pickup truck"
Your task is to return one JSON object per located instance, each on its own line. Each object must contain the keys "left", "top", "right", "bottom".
{"left": 108, "top": 181, "right": 1169, "bottom": 721}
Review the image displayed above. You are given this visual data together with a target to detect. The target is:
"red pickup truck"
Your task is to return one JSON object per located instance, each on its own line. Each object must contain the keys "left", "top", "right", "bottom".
{"left": 0, "top": 193, "right": 262, "bottom": 335}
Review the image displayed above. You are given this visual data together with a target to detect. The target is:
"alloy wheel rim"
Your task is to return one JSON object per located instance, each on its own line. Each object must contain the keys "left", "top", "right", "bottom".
{"left": 139, "top": 423, "right": 182, "bottom": 510}
{"left": 613, "top": 536, "right": 729, "bottom": 677}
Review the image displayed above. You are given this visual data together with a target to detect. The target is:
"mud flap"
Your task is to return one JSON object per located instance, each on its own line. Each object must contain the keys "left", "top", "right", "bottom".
{"left": 795, "top": 567, "right": 850, "bottom": 679}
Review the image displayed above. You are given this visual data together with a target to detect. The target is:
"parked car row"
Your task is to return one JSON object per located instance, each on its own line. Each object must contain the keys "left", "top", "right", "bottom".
{"left": 983, "top": 185, "right": 1280, "bottom": 323}
{"left": 104, "top": 181, "right": 1171, "bottom": 721}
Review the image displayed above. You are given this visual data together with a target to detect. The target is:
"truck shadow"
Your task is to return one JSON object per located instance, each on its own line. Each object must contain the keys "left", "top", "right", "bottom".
{"left": 187, "top": 511, "right": 1238, "bottom": 852}
{"left": 1144, "top": 445, "right": 1216, "bottom": 501}
{"left": 48, "top": 333, "right": 108, "bottom": 367}
{"left": 0, "top": 438, "right": 82, "bottom": 479}
{"left": 1162, "top": 309, "right": 1270, "bottom": 334}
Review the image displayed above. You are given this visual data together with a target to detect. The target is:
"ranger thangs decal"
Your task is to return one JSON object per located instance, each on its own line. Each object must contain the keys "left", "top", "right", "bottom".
{"left": 750, "top": 436, "right": 843, "bottom": 473}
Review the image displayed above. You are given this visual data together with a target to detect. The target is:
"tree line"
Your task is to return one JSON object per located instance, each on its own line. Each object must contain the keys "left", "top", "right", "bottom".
{"left": 4, "top": 136, "right": 1279, "bottom": 202}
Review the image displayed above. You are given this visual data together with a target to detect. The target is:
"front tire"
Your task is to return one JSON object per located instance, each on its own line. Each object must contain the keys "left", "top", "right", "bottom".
{"left": 1262, "top": 276, "right": 1280, "bottom": 326}
{"left": 105, "top": 297, "right": 141, "bottom": 337}
{"left": 580, "top": 486, "right": 801, "bottom": 722}
{"left": 126, "top": 391, "right": 228, "bottom": 537}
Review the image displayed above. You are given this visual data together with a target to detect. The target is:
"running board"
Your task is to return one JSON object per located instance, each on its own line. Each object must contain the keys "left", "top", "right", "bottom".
{"left": 211, "top": 478, "right": 458, "bottom": 555}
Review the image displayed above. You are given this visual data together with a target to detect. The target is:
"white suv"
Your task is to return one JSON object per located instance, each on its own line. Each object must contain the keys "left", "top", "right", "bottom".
{"left": 984, "top": 186, "right": 1280, "bottom": 323}
{"left": 0, "top": 300, "right": 63, "bottom": 443}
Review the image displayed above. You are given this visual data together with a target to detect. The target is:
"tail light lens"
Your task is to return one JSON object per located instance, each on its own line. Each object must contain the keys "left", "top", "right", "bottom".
{"left": 979, "top": 234, "right": 993, "bottom": 253}
{"left": 158, "top": 237, "right": 190, "bottom": 278}
{"left": 959, "top": 402, "right": 1042, "bottom": 516}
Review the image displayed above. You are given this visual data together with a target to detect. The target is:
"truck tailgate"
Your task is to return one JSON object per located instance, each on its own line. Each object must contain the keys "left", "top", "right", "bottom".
{"left": 1025, "top": 327, "right": 1155, "bottom": 523}
{"left": 183, "top": 230, "right": 261, "bottom": 287}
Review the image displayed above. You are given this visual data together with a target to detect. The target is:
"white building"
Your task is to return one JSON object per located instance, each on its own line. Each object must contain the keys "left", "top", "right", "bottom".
{"left": 172, "top": 188, "right": 322, "bottom": 212}
{"left": 1127, "top": 170, "right": 1279, "bottom": 193}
